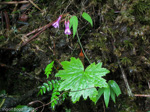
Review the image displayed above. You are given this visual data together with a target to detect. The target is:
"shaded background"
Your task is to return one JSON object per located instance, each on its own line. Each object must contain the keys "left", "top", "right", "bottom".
{"left": 0, "top": 0, "right": 150, "bottom": 111}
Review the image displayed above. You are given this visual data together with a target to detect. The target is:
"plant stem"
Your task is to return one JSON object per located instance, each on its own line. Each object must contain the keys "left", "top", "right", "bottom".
{"left": 77, "top": 32, "right": 91, "bottom": 64}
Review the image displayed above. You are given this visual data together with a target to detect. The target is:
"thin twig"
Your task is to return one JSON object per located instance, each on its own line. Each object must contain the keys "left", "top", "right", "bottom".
{"left": 21, "top": 18, "right": 65, "bottom": 47}
{"left": 26, "top": 25, "right": 48, "bottom": 37}
{"left": 34, "top": 91, "right": 67, "bottom": 111}
{"left": 1, "top": 11, "right": 4, "bottom": 29}
{"left": 3, "top": 10, "right": 10, "bottom": 30}
{"left": 21, "top": 22, "right": 54, "bottom": 47}
{"left": 0, "top": 1, "right": 29, "bottom": 4}
{"left": 28, "top": 100, "right": 45, "bottom": 112}
{"left": 28, "top": 0, "right": 42, "bottom": 12}
{"left": 134, "top": 94, "right": 150, "bottom": 97}
{"left": 117, "top": 58, "right": 133, "bottom": 96}
{"left": 148, "top": 81, "right": 150, "bottom": 89}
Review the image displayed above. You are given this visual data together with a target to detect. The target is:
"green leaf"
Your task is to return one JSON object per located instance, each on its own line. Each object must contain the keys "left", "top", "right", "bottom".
{"left": 110, "top": 87, "right": 116, "bottom": 103}
{"left": 9, "top": 105, "right": 35, "bottom": 112}
{"left": 69, "top": 16, "right": 78, "bottom": 38}
{"left": 62, "top": 92, "right": 68, "bottom": 101}
{"left": 104, "top": 85, "right": 110, "bottom": 108}
{"left": 43, "top": 83, "right": 48, "bottom": 87}
{"left": 40, "top": 89, "right": 43, "bottom": 95}
{"left": 41, "top": 86, "right": 46, "bottom": 94}
{"left": 96, "top": 88, "right": 104, "bottom": 103}
{"left": 51, "top": 102, "right": 55, "bottom": 110}
{"left": 55, "top": 92, "right": 60, "bottom": 95}
{"left": 69, "top": 17, "right": 73, "bottom": 29}
{"left": 52, "top": 80, "right": 56, "bottom": 88}
{"left": 54, "top": 95, "right": 59, "bottom": 100}
{"left": 55, "top": 57, "right": 109, "bottom": 103}
{"left": 82, "top": 12, "right": 93, "bottom": 27}
{"left": 48, "top": 81, "right": 52, "bottom": 90}
{"left": 45, "top": 61, "right": 54, "bottom": 79}
{"left": 53, "top": 99, "right": 57, "bottom": 104}
{"left": 43, "top": 83, "right": 49, "bottom": 91}
{"left": 108, "top": 80, "right": 121, "bottom": 97}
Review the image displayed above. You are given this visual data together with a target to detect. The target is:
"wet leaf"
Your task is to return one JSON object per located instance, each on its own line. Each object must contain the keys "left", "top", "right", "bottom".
{"left": 56, "top": 57, "right": 109, "bottom": 103}
{"left": 104, "top": 85, "right": 110, "bottom": 108}
{"left": 108, "top": 80, "right": 121, "bottom": 97}
{"left": 96, "top": 88, "right": 104, "bottom": 103}
{"left": 110, "top": 87, "right": 116, "bottom": 103}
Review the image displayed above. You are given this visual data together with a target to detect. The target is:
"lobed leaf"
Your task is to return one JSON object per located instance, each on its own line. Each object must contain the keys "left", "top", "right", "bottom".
{"left": 56, "top": 57, "right": 109, "bottom": 103}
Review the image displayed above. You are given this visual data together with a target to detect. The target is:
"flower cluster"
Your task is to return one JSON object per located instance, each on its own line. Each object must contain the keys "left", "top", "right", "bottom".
{"left": 52, "top": 15, "right": 71, "bottom": 35}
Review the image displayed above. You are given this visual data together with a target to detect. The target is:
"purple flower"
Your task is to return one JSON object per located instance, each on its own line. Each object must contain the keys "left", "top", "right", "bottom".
{"left": 64, "top": 21, "right": 71, "bottom": 35}
{"left": 52, "top": 15, "right": 62, "bottom": 28}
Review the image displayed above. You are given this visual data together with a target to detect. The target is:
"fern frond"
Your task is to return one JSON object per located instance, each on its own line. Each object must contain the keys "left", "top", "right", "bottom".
{"left": 45, "top": 61, "right": 54, "bottom": 78}
{"left": 39, "top": 80, "right": 61, "bottom": 96}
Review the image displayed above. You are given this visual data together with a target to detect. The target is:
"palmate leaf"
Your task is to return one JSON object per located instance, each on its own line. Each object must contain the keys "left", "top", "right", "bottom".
{"left": 55, "top": 57, "right": 110, "bottom": 103}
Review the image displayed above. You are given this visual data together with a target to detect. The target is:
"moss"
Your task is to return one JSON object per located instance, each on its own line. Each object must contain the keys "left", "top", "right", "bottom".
{"left": 133, "top": 1, "right": 150, "bottom": 25}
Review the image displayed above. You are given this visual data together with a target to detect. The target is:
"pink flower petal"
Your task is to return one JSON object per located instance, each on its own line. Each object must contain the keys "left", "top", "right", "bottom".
{"left": 52, "top": 15, "right": 62, "bottom": 28}
{"left": 64, "top": 21, "right": 71, "bottom": 35}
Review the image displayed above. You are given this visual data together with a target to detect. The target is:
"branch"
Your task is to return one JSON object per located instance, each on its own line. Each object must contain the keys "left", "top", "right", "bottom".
{"left": 3, "top": 11, "right": 10, "bottom": 30}
{"left": 21, "top": 22, "right": 54, "bottom": 47}
{"left": 134, "top": 94, "right": 150, "bottom": 97}
{"left": 0, "top": 1, "right": 29, "bottom": 4}
{"left": 117, "top": 58, "right": 133, "bottom": 96}
{"left": 28, "top": 0, "right": 42, "bottom": 12}
{"left": 21, "top": 18, "right": 65, "bottom": 47}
